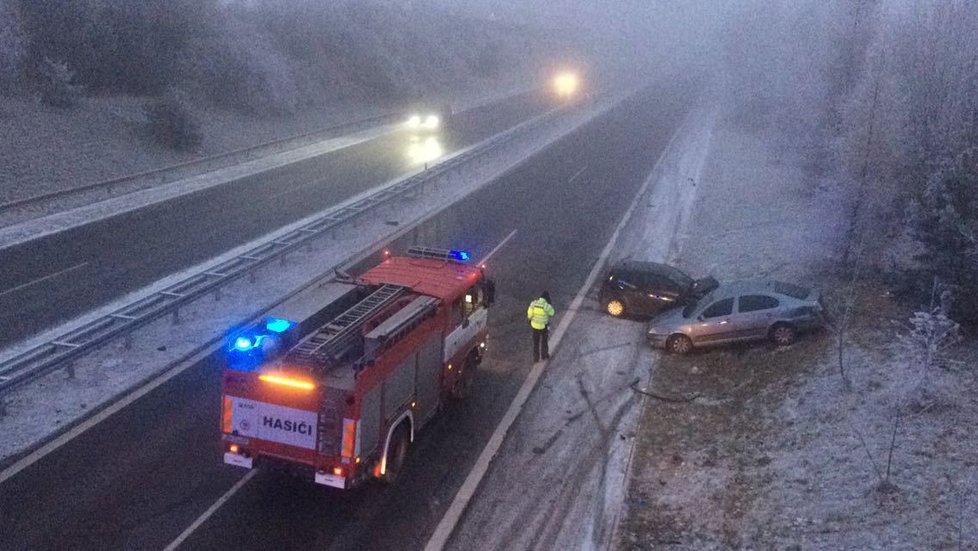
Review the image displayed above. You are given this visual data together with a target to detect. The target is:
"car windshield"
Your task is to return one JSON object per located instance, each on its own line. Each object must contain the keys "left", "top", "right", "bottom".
{"left": 681, "top": 297, "right": 701, "bottom": 318}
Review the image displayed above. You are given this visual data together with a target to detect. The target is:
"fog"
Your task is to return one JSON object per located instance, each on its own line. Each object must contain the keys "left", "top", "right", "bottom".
{"left": 2, "top": 0, "right": 977, "bottom": 306}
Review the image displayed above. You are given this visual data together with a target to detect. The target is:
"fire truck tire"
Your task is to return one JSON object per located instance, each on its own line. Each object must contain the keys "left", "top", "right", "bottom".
{"left": 450, "top": 353, "right": 478, "bottom": 400}
{"left": 382, "top": 424, "right": 410, "bottom": 484}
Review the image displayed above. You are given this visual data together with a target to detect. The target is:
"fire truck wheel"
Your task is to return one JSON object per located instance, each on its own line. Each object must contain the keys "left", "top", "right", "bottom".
{"left": 450, "top": 354, "right": 477, "bottom": 400}
{"left": 382, "top": 424, "right": 410, "bottom": 484}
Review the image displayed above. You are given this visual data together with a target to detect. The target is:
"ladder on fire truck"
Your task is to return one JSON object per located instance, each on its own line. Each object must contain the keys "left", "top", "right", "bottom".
{"left": 290, "top": 284, "right": 406, "bottom": 364}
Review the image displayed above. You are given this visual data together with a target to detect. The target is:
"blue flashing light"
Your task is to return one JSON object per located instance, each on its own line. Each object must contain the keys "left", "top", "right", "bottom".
{"left": 265, "top": 317, "right": 294, "bottom": 333}
{"left": 451, "top": 249, "right": 470, "bottom": 262}
{"left": 234, "top": 336, "right": 254, "bottom": 351}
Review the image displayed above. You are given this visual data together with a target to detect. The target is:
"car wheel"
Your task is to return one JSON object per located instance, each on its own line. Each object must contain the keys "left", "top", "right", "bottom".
{"left": 667, "top": 334, "right": 693, "bottom": 355}
{"left": 769, "top": 323, "right": 797, "bottom": 346}
{"left": 605, "top": 298, "right": 626, "bottom": 317}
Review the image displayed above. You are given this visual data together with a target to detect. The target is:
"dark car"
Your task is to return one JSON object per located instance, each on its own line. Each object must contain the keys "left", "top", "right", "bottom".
{"left": 598, "top": 261, "right": 717, "bottom": 318}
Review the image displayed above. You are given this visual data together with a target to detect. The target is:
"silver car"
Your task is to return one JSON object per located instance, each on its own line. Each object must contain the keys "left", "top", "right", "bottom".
{"left": 647, "top": 280, "right": 825, "bottom": 354}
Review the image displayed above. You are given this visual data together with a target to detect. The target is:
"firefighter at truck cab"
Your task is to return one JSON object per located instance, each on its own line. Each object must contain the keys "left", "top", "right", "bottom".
{"left": 527, "top": 291, "right": 555, "bottom": 362}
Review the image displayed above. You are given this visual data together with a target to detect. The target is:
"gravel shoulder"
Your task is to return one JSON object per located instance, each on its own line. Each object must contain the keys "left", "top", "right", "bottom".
{"left": 618, "top": 103, "right": 978, "bottom": 550}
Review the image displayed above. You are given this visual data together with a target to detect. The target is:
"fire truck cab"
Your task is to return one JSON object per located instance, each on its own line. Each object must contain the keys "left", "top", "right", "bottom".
{"left": 221, "top": 246, "right": 493, "bottom": 489}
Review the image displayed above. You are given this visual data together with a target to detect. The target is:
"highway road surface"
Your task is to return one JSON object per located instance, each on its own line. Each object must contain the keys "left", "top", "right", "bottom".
{"left": 0, "top": 81, "right": 692, "bottom": 550}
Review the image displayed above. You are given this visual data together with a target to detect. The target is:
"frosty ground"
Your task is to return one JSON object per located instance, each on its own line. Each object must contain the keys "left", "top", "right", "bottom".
{"left": 614, "top": 98, "right": 978, "bottom": 549}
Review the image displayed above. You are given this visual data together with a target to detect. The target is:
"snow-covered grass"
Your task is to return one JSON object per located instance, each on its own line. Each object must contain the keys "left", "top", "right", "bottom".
{"left": 0, "top": 95, "right": 384, "bottom": 204}
{"left": 618, "top": 97, "right": 978, "bottom": 550}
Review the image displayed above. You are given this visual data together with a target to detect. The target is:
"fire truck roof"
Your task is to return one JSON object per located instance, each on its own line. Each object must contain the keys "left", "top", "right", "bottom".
{"left": 359, "top": 256, "right": 481, "bottom": 300}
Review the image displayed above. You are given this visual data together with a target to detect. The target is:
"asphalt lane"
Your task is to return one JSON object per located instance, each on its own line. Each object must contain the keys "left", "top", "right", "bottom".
{"left": 0, "top": 81, "right": 693, "bottom": 550}
{"left": 0, "top": 92, "right": 550, "bottom": 348}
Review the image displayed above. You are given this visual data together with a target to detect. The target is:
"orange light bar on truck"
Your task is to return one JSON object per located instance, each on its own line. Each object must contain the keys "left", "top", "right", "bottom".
{"left": 258, "top": 374, "right": 315, "bottom": 390}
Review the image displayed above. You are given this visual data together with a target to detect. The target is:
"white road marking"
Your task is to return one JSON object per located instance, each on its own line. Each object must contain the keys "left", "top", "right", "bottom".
{"left": 568, "top": 165, "right": 587, "bottom": 184}
{"left": 478, "top": 229, "right": 517, "bottom": 265}
{"left": 0, "top": 261, "right": 89, "bottom": 299}
{"left": 162, "top": 470, "right": 258, "bottom": 551}
{"left": 424, "top": 119, "right": 687, "bottom": 551}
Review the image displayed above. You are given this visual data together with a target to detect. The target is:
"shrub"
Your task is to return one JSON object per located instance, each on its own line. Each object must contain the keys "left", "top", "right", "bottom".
{"left": 38, "top": 56, "right": 82, "bottom": 107}
{"left": 144, "top": 93, "right": 202, "bottom": 151}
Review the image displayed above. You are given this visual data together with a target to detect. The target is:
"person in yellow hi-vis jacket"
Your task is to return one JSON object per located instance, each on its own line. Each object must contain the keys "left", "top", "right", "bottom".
{"left": 527, "top": 291, "right": 555, "bottom": 362}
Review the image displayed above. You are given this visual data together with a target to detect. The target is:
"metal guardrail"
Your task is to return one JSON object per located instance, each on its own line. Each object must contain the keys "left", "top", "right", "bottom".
{"left": 0, "top": 112, "right": 398, "bottom": 219}
{"left": 0, "top": 103, "right": 571, "bottom": 395}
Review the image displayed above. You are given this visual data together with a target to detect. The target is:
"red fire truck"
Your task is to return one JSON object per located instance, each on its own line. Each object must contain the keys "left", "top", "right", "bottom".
{"left": 220, "top": 246, "right": 493, "bottom": 488}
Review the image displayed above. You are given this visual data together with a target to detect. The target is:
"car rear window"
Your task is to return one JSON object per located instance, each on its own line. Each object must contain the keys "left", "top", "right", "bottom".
{"left": 773, "top": 281, "right": 810, "bottom": 299}
{"left": 656, "top": 265, "right": 693, "bottom": 289}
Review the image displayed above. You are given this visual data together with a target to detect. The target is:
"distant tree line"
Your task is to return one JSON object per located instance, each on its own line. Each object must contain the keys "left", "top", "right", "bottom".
{"left": 1, "top": 0, "right": 539, "bottom": 111}
{"left": 719, "top": 0, "right": 978, "bottom": 324}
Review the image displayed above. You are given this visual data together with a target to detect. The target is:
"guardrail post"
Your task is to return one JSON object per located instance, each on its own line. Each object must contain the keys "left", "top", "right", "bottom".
{"left": 213, "top": 286, "right": 222, "bottom": 302}
{"left": 172, "top": 308, "right": 181, "bottom": 325}
{"left": 124, "top": 333, "right": 133, "bottom": 350}
{"left": 65, "top": 362, "right": 75, "bottom": 379}
{"left": 280, "top": 253, "right": 288, "bottom": 266}
{"left": 249, "top": 271, "right": 257, "bottom": 284}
